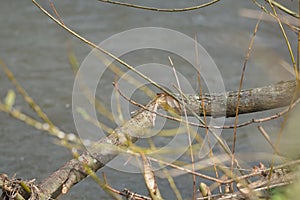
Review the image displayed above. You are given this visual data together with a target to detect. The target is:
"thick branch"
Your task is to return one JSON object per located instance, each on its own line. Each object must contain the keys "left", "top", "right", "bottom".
{"left": 177, "top": 80, "right": 299, "bottom": 117}
{"left": 28, "top": 80, "right": 300, "bottom": 199}
{"left": 37, "top": 97, "right": 158, "bottom": 199}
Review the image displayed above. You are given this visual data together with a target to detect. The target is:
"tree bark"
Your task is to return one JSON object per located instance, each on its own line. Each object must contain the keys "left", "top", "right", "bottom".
{"left": 175, "top": 80, "right": 299, "bottom": 117}
{"left": 1, "top": 80, "right": 299, "bottom": 199}
{"left": 37, "top": 97, "right": 159, "bottom": 199}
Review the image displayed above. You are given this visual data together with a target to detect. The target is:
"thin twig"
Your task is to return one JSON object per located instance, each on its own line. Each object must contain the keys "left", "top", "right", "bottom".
{"left": 195, "top": 33, "right": 222, "bottom": 193}
{"left": 67, "top": 49, "right": 115, "bottom": 123}
{"left": 257, "top": 126, "right": 282, "bottom": 156}
{"left": 264, "top": 0, "right": 299, "bottom": 18}
{"left": 239, "top": 8, "right": 299, "bottom": 32}
{"left": 169, "top": 56, "right": 197, "bottom": 199}
{"left": 267, "top": 0, "right": 298, "bottom": 80}
{"left": 48, "top": 0, "right": 65, "bottom": 25}
{"left": 32, "top": 0, "right": 173, "bottom": 99}
{"left": 0, "top": 102, "right": 82, "bottom": 145}
{"left": 98, "top": 0, "right": 221, "bottom": 12}
{"left": 149, "top": 156, "right": 224, "bottom": 183}
{"left": 230, "top": 11, "right": 263, "bottom": 192}
{"left": 0, "top": 60, "right": 55, "bottom": 127}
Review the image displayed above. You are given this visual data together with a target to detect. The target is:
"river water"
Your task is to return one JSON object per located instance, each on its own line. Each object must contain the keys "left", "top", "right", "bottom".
{"left": 0, "top": 0, "right": 298, "bottom": 199}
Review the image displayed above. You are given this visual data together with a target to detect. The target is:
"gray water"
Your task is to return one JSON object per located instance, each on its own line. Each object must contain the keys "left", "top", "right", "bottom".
{"left": 0, "top": 0, "right": 298, "bottom": 199}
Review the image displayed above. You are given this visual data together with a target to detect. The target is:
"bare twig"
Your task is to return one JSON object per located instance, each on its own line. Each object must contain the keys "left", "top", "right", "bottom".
{"left": 98, "top": 0, "right": 221, "bottom": 12}
{"left": 47, "top": 0, "right": 64, "bottom": 25}
{"left": 257, "top": 125, "right": 282, "bottom": 156}
{"left": 169, "top": 57, "right": 197, "bottom": 199}
{"left": 264, "top": 0, "right": 299, "bottom": 18}
{"left": 141, "top": 153, "right": 162, "bottom": 200}
{"left": 0, "top": 60, "right": 55, "bottom": 127}
{"left": 267, "top": 0, "right": 299, "bottom": 80}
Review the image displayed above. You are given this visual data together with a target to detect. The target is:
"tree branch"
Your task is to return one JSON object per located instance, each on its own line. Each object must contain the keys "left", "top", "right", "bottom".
{"left": 1, "top": 80, "right": 299, "bottom": 199}
{"left": 37, "top": 96, "right": 160, "bottom": 199}
{"left": 176, "top": 80, "right": 299, "bottom": 117}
